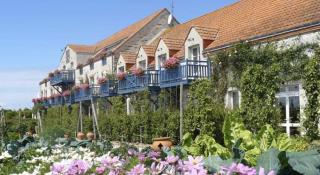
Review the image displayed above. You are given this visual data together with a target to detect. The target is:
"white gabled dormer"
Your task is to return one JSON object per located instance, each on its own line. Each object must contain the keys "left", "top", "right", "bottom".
{"left": 117, "top": 52, "right": 136, "bottom": 73}
{"left": 59, "top": 44, "right": 96, "bottom": 71}
{"left": 136, "top": 45, "right": 156, "bottom": 70}
{"left": 184, "top": 26, "right": 219, "bottom": 61}
{"left": 155, "top": 38, "right": 184, "bottom": 70}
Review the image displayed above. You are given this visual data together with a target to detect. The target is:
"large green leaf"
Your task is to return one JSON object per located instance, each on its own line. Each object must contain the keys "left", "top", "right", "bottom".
{"left": 257, "top": 124, "right": 275, "bottom": 151}
{"left": 257, "top": 148, "right": 281, "bottom": 174}
{"left": 204, "top": 156, "right": 232, "bottom": 173}
{"left": 287, "top": 150, "right": 320, "bottom": 175}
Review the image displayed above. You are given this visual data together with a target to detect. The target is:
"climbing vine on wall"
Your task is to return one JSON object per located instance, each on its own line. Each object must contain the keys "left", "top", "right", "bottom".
{"left": 303, "top": 49, "right": 320, "bottom": 140}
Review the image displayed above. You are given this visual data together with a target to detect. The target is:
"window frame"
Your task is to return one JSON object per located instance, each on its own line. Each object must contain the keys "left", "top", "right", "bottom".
{"left": 158, "top": 54, "right": 167, "bottom": 68}
{"left": 188, "top": 44, "right": 201, "bottom": 61}
{"left": 102, "top": 57, "right": 107, "bottom": 66}
{"left": 226, "top": 87, "right": 241, "bottom": 109}
{"left": 276, "top": 83, "right": 301, "bottom": 136}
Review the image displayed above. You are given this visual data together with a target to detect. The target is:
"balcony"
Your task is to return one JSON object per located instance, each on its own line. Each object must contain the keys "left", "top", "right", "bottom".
{"left": 64, "top": 94, "right": 74, "bottom": 105}
{"left": 50, "top": 96, "right": 64, "bottom": 106}
{"left": 74, "top": 85, "right": 100, "bottom": 102}
{"left": 50, "top": 70, "right": 75, "bottom": 86}
{"left": 159, "top": 60, "right": 211, "bottom": 88}
{"left": 118, "top": 70, "right": 159, "bottom": 95}
{"left": 100, "top": 80, "right": 118, "bottom": 97}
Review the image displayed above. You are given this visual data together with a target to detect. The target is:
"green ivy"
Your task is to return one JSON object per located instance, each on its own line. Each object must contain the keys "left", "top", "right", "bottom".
{"left": 303, "top": 54, "right": 320, "bottom": 140}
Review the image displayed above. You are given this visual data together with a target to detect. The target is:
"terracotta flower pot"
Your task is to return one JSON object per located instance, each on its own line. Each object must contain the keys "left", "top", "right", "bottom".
{"left": 152, "top": 137, "right": 173, "bottom": 151}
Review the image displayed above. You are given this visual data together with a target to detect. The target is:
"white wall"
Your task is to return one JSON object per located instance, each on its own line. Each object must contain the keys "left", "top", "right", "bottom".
{"left": 116, "top": 55, "right": 127, "bottom": 73}
{"left": 155, "top": 40, "right": 169, "bottom": 70}
{"left": 136, "top": 47, "right": 148, "bottom": 70}
{"left": 75, "top": 55, "right": 113, "bottom": 85}
{"left": 184, "top": 28, "right": 205, "bottom": 60}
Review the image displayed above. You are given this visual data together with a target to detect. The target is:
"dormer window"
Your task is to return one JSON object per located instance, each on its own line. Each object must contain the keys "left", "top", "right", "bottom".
{"left": 102, "top": 57, "right": 107, "bottom": 66}
{"left": 189, "top": 45, "right": 200, "bottom": 61}
{"left": 66, "top": 50, "right": 70, "bottom": 63}
{"left": 90, "top": 63, "right": 94, "bottom": 70}
{"left": 158, "top": 54, "right": 167, "bottom": 68}
{"left": 138, "top": 60, "right": 146, "bottom": 70}
{"left": 79, "top": 67, "right": 83, "bottom": 75}
{"left": 118, "top": 66, "right": 125, "bottom": 72}
{"left": 226, "top": 87, "right": 241, "bottom": 109}
{"left": 70, "top": 62, "right": 74, "bottom": 69}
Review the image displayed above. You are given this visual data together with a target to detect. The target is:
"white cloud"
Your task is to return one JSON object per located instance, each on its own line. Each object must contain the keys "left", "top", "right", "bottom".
{"left": 0, "top": 69, "right": 47, "bottom": 110}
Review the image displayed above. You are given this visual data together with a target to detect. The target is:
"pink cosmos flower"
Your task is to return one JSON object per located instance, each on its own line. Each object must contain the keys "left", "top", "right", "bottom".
{"left": 165, "top": 155, "right": 179, "bottom": 164}
{"left": 128, "top": 164, "right": 145, "bottom": 175}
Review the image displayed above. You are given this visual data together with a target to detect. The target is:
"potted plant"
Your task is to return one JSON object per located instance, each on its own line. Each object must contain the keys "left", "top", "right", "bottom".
{"left": 117, "top": 72, "right": 127, "bottom": 80}
{"left": 151, "top": 137, "right": 173, "bottom": 151}
{"left": 72, "top": 85, "right": 80, "bottom": 92}
{"left": 48, "top": 72, "right": 54, "bottom": 78}
{"left": 62, "top": 90, "right": 71, "bottom": 97}
{"left": 98, "top": 77, "right": 108, "bottom": 85}
{"left": 87, "top": 58, "right": 95, "bottom": 64}
{"left": 80, "top": 83, "right": 90, "bottom": 90}
{"left": 164, "top": 57, "right": 180, "bottom": 69}
{"left": 132, "top": 67, "right": 145, "bottom": 76}
{"left": 53, "top": 69, "right": 61, "bottom": 75}
{"left": 76, "top": 64, "right": 83, "bottom": 69}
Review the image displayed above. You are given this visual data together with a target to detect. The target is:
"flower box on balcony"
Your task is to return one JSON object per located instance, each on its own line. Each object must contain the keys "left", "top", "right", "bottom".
{"left": 80, "top": 84, "right": 90, "bottom": 90}
{"left": 164, "top": 57, "right": 180, "bottom": 69}
{"left": 62, "top": 90, "right": 71, "bottom": 97}
{"left": 117, "top": 72, "right": 127, "bottom": 80}
{"left": 132, "top": 67, "right": 145, "bottom": 76}
{"left": 98, "top": 77, "right": 108, "bottom": 85}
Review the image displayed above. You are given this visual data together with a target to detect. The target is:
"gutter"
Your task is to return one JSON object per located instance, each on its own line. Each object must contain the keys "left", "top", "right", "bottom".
{"left": 204, "top": 21, "right": 320, "bottom": 54}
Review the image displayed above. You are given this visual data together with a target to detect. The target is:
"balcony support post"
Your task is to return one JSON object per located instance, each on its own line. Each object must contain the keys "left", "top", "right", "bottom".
{"left": 91, "top": 98, "right": 101, "bottom": 140}
{"left": 179, "top": 83, "right": 184, "bottom": 143}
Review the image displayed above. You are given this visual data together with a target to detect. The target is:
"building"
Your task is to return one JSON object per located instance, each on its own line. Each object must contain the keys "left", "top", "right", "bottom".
{"left": 35, "top": 0, "right": 320, "bottom": 136}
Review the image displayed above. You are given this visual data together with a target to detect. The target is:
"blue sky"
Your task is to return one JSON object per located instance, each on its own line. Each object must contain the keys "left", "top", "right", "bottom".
{"left": 0, "top": 0, "right": 237, "bottom": 109}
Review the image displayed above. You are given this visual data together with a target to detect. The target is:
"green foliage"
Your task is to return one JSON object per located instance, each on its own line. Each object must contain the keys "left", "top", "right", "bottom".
{"left": 257, "top": 148, "right": 281, "bottom": 174}
{"left": 182, "top": 133, "right": 231, "bottom": 159}
{"left": 221, "top": 112, "right": 309, "bottom": 165}
{"left": 184, "top": 79, "right": 227, "bottom": 144}
{"left": 257, "top": 149, "right": 320, "bottom": 175}
{"left": 303, "top": 55, "right": 320, "bottom": 140}
{"left": 240, "top": 64, "right": 281, "bottom": 132}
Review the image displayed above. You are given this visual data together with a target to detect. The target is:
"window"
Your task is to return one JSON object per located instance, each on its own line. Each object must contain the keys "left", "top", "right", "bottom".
{"left": 276, "top": 84, "right": 301, "bottom": 136}
{"left": 189, "top": 45, "right": 200, "bottom": 61}
{"left": 79, "top": 68, "right": 83, "bottom": 75}
{"left": 63, "top": 65, "right": 66, "bottom": 70}
{"left": 66, "top": 50, "right": 70, "bottom": 63}
{"left": 118, "top": 66, "right": 125, "bottom": 72}
{"left": 90, "top": 63, "right": 94, "bottom": 70}
{"left": 102, "top": 57, "right": 107, "bottom": 66}
{"left": 138, "top": 60, "right": 146, "bottom": 70}
{"left": 90, "top": 77, "right": 95, "bottom": 85}
{"left": 226, "top": 88, "right": 240, "bottom": 109}
{"left": 158, "top": 54, "right": 167, "bottom": 68}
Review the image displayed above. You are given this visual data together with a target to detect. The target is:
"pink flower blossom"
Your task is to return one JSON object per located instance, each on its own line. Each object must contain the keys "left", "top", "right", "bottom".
{"left": 117, "top": 72, "right": 127, "bottom": 80}
{"left": 164, "top": 57, "right": 180, "bottom": 69}
{"left": 128, "top": 164, "right": 145, "bottom": 175}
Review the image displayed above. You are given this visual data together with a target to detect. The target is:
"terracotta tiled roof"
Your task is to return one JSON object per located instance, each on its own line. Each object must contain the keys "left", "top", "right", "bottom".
{"left": 192, "top": 26, "right": 219, "bottom": 41}
{"left": 149, "top": 0, "right": 320, "bottom": 54}
{"left": 173, "top": 47, "right": 185, "bottom": 59}
{"left": 95, "top": 9, "right": 168, "bottom": 52}
{"left": 68, "top": 44, "right": 97, "bottom": 53}
{"left": 141, "top": 45, "right": 156, "bottom": 57}
{"left": 193, "top": 0, "right": 320, "bottom": 51}
{"left": 120, "top": 52, "right": 136, "bottom": 64}
{"left": 161, "top": 38, "right": 185, "bottom": 51}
